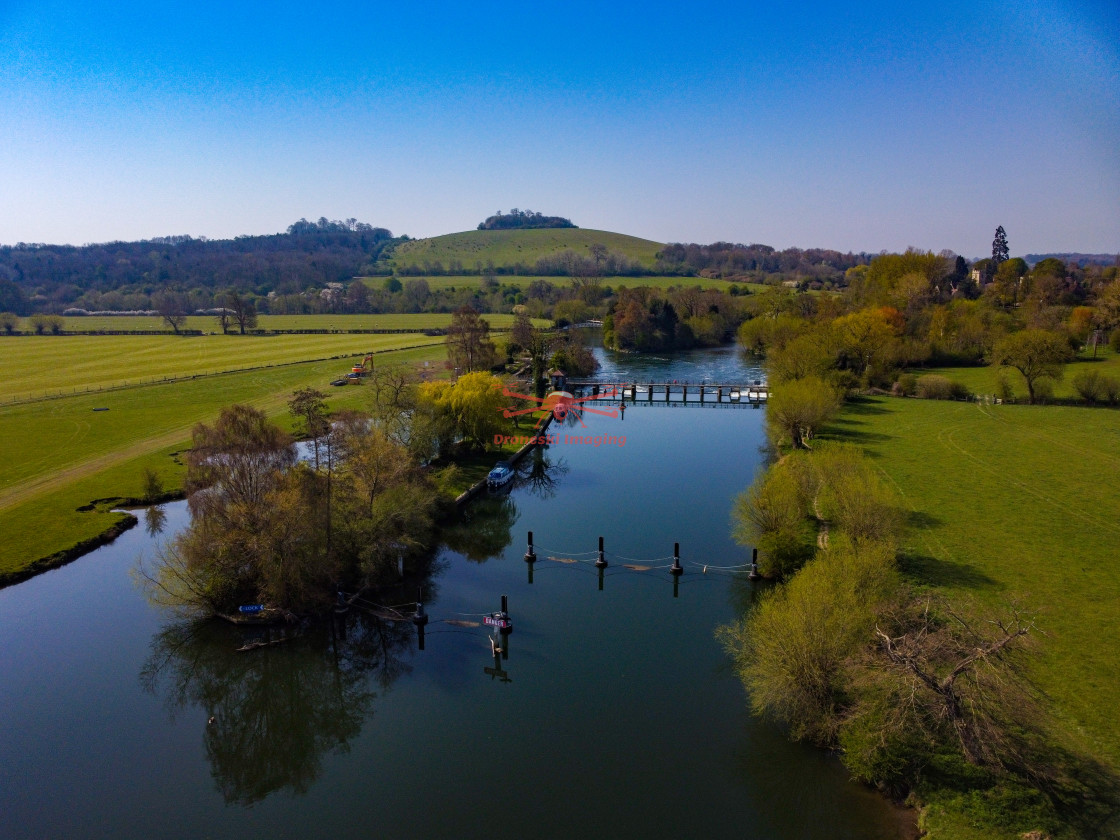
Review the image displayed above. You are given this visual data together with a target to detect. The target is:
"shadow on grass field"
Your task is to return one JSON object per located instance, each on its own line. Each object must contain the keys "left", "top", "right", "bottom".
{"left": 896, "top": 550, "right": 1002, "bottom": 590}
{"left": 824, "top": 395, "right": 1120, "bottom": 838}
{"left": 825, "top": 395, "right": 1120, "bottom": 769}
{"left": 825, "top": 399, "right": 896, "bottom": 447}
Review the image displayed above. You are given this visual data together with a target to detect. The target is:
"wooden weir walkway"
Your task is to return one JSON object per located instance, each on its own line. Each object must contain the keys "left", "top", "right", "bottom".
{"left": 565, "top": 380, "right": 769, "bottom": 406}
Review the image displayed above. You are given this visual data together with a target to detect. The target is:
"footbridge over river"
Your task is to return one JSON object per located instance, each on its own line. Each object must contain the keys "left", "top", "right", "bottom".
{"left": 563, "top": 379, "right": 769, "bottom": 407}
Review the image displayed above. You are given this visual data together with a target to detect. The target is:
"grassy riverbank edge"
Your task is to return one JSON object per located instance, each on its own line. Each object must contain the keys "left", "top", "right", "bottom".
{"left": 0, "top": 367, "right": 547, "bottom": 591}
{"left": 820, "top": 395, "right": 1120, "bottom": 839}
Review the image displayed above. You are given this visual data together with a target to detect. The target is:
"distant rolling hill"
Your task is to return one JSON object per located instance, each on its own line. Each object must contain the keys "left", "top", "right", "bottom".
{"left": 390, "top": 228, "right": 664, "bottom": 273}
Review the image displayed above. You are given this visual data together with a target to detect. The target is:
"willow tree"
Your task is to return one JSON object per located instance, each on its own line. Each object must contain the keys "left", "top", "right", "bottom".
{"left": 766, "top": 376, "right": 842, "bottom": 449}
{"left": 418, "top": 372, "right": 505, "bottom": 453}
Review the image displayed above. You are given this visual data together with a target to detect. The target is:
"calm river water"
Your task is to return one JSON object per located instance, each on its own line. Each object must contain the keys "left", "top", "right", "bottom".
{"left": 0, "top": 344, "right": 907, "bottom": 839}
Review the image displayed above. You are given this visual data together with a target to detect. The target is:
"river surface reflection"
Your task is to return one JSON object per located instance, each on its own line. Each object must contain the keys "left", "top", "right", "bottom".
{"left": 0, "top": 345, "right": 908, "bottom": 839}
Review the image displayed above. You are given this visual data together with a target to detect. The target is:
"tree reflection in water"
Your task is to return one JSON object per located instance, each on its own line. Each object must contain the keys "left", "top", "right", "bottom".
{"left": 140, "top": 611, "right": 415, "bottom": 806}
{"left": 144, "top": 505, "right": 167, "bottom": 536}
{"left": 441, "top": 448, "right": 567, "bottom": 561}
{"left": 517, "top": 447, "right": 568, "bottom": 501}
{"left": 441, "top": 495, "right": 517, "bottom": 562}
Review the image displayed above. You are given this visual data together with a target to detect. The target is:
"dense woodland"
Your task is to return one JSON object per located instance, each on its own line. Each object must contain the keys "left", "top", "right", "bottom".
{"left": 733, "top": 245, "right": 1120, "bottom": 399}
{"left": 0, "top": 218, "right": 401, "bottom": 315}
{"left": 653, "top": 241, "right": 870, "bottom": 284}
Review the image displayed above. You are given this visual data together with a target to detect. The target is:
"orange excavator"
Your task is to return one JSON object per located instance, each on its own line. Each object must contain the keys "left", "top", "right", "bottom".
{"left": 347, "top": 354, "right": 375, "bottom": 382}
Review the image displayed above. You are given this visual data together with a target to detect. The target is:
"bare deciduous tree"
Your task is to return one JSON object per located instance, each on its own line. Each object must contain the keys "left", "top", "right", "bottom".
{"left": 154, "top": 291, "right": 190, "bottom": 334}
{"left": 446, "top": 305, "right": 496, "bottom": 373}
{"left": 219, "top": 290, "right": 257, "bottom": 334}
{"left": 873, "top": 600, "right": 1038, "bottom": 771}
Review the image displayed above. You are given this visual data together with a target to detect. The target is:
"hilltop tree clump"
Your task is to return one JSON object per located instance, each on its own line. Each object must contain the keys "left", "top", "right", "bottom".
{"left": 477, "top": 209, "right": 576, "bottom": 231}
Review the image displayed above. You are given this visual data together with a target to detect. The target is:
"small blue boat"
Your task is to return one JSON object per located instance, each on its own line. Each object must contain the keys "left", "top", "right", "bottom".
{"left": 487, "top": 460, "right": 514, "bottom": 488}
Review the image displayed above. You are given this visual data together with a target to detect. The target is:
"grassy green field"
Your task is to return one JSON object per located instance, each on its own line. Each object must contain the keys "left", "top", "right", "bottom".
{"left": 359, "top": 274, "right": 764, "bottom": 293}
{"left": 825, "top": 396, "right": 1120, "bottom": 837}
{"left": 32, "top": 312, "right": 542, "bottom": 334}
{"left": 0, "top": 333, "right": 446, "bottom": 402}
{"left": 390, "top": 228, "right": 664, "bottom": 272}
{"left": 0, "top": 343, "right": 448, "bottom": 579}
{"left": 912, "top": 348, "right": 1120, "bottom": 400}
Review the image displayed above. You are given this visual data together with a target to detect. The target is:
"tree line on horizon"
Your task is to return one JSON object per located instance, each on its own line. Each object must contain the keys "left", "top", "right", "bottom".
{"left": 0, "top": 218, "right": 400, "bottom": 316}
{"left": 1, "top": 216, "right": 1116, "bottom": 326}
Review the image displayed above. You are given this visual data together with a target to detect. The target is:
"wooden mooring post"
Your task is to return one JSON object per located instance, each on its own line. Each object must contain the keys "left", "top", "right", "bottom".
{"left": 748, "top": 548, "right": 761, "bottom": 580}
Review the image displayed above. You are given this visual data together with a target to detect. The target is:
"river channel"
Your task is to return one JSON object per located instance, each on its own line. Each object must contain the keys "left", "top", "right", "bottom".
{"left": 0, "top": 344, "right": 907, "bottom": 839}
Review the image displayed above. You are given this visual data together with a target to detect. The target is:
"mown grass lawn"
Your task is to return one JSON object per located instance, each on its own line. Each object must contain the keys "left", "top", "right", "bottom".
{"left": 0, "top": 332, "right": 445, "bottom": 402}
{"left": 912, "top": 347, "right": 1120, "bottom": 400}
{"left": 825, "top": 399, "right": 1120, "bottom": 750}
{"left": 0, "top": 343, "right": 447, "bottom": 578}
{"left": 825, "top": 396, "right": 1120, "bottom": 838}
{"left": 40, "top": 312, "right": 544, "bottom": 334}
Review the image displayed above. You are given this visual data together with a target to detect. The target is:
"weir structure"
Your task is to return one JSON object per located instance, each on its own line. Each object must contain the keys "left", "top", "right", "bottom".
{"left": 564, "top": 380, "right": 769, "bottom": 407}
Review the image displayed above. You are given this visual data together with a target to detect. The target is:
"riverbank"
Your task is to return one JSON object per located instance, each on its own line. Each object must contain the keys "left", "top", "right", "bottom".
{"left": 1, "top": 367, "right": 914, "bottom": 839}
{"left": 822, "top": 395, "right": 1120, "bottom": 838}
{"left": 0, "top": 343, "right": 449, "bottom": 585}
{"left": 453, "top": 413, "right": 554, "bottom": 506}
{"left": 0, "top": 362, "right": 550, "bottom": 591}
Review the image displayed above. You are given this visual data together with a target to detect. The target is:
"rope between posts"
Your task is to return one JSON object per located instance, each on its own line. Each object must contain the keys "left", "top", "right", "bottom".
{"left": 352, "top": 597, "right": 411, "bottom": 617}
{"left": 687, "top": 561, "right": 753, "bottom": 570}
{"left": 606, "top": 552, "right": 675, "bottom": 564}
{"left": 535, "top": 545, "right": 599, "bottom": 557}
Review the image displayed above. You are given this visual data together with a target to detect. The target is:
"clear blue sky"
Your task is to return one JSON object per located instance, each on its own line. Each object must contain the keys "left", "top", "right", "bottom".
{"left": 1, "top": 0, "right": 1117, "bottom": 256}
